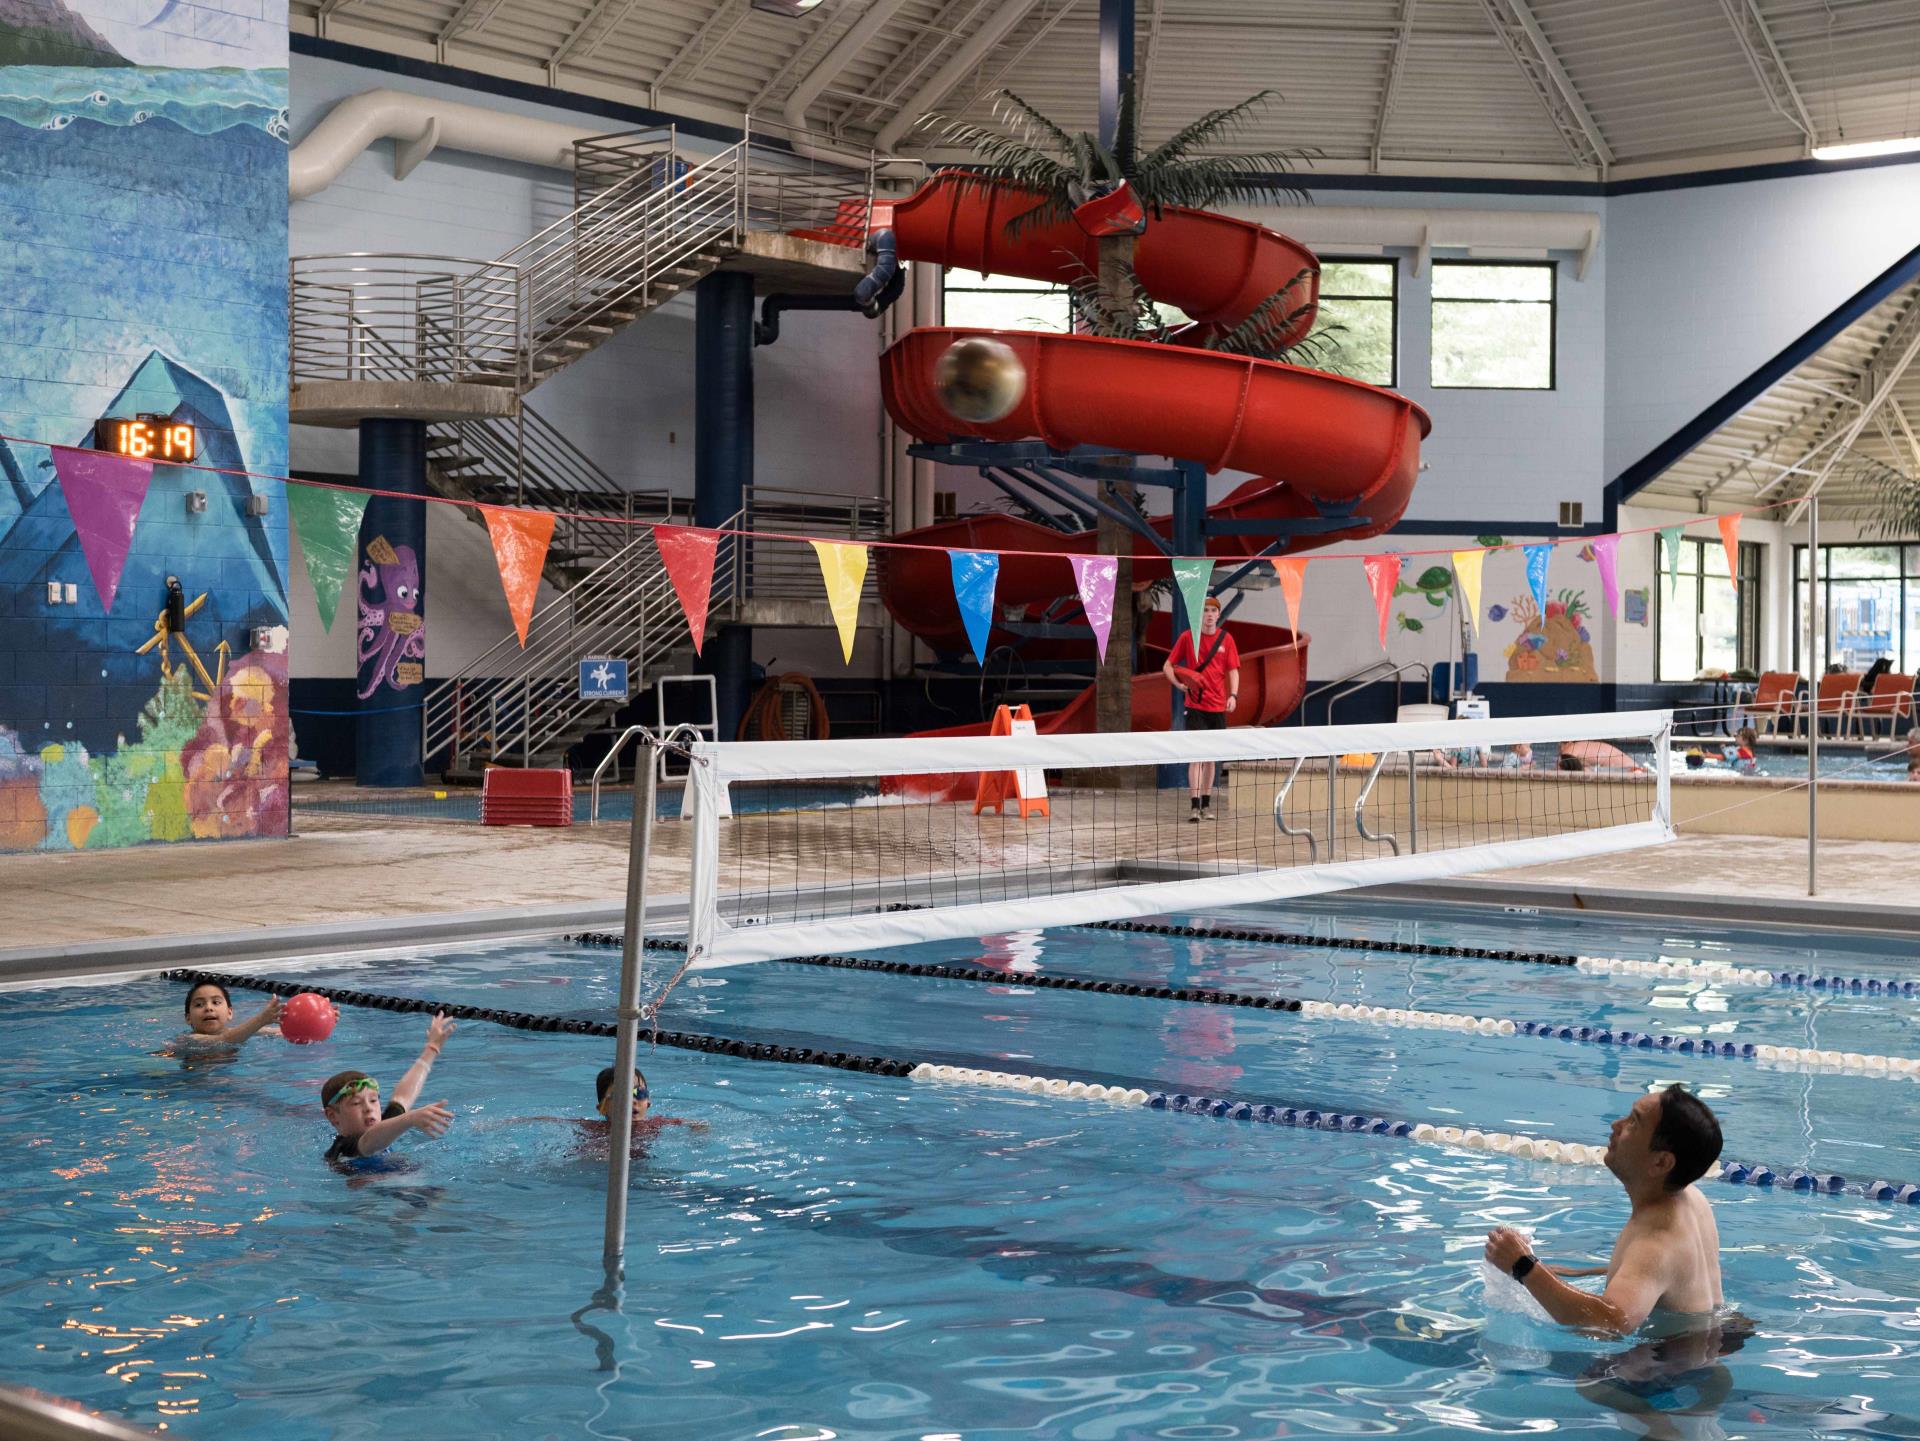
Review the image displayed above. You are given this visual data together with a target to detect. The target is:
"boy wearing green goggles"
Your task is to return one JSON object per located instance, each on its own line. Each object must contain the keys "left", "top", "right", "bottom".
{"left": 319, "top": 1012, "right": 457, "bottom": 1165}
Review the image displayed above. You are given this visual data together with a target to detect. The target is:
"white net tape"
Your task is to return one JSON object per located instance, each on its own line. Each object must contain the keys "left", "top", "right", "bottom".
{"left": 682, "top": 710, "right": 1676, "bottom": 968}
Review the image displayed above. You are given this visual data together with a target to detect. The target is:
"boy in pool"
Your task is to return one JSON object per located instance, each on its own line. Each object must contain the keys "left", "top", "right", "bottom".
{"left": 320, "top": 1013, "right": 457, "bottom": 1165}
{"left": 181, "top": 980, "right": 283, "bottom": 1048}
{"left": 584, "top": 1066, "right": 706, "bottom": 1142}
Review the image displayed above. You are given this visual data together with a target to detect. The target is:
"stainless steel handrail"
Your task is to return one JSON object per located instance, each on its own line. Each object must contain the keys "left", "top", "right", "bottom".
{"left": 0, "top": 1386, "right": 171, "bottom": 1440}
{"left": 1353, "top": 752, "right": 1403, "bottom": 856}
{"left": 590, "top": 722, "right": 706, "bottom": 825}
{"left": 1317, "top": 660, "right": 1432, "bottom": 727}
{"left": 1271, "top": 756, "right": 1319, "bottom": 862}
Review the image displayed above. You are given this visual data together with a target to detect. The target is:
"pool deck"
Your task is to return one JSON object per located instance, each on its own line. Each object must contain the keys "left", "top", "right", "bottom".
{"left": 4, "top": 801, "right": 1919, "bottom": 960}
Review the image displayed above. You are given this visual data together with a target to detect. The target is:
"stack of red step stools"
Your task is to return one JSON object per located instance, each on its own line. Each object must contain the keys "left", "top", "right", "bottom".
{"left": 480, "top": 767, "right": 574, "bottom": 827}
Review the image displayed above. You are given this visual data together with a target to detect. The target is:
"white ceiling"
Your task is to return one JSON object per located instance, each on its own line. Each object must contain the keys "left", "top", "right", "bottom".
{"left": 296, "top": 0, "right": 1920, "bottom": 182}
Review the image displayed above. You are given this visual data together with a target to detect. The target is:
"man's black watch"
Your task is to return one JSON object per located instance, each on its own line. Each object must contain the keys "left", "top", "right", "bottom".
{"left": 1510, "top": 1254, "right": 1538, "bottom": 1283}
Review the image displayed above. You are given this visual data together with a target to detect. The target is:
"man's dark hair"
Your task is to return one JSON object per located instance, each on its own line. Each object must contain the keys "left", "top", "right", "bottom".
{"left": 1558, "top": 752, "right": 1585, "bottom": 771}
{"left": 184, "top": 981, "right": 231, "bottom": 1018}
{"left": 596, "top": 1066, "right": 648, "bottom": 1104}
{"left": 1650, "top": 1084, "right": 1722, "bottom": 1189}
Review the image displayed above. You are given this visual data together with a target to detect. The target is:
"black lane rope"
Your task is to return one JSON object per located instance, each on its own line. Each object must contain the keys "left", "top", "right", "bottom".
{"left": 562, "top": 932, "right": 1307, "bottom": 1013}
{"left": 162, "top": 969, "right": 1920, "bottom": 1206}
{"left": 161, "top": 968, "right": 917, "bottom": 1078}
{"left": 1075, "top": 918, "right": 1920, "bottom": 996}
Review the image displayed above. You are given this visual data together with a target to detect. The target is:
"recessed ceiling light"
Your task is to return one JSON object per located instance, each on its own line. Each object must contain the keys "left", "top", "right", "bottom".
{"left": 1812, "top": 135, "right": 1920, "bottom": 161}
{"left": 751, "top": 0, "right": 827, "bottom": 15}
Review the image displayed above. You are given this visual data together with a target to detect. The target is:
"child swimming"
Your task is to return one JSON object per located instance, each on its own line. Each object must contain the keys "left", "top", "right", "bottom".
{"left": 181, "top": 981, "right": 282, "bottom": 1048}
{"left": 319, "top": 1013, "right": 457, "bottom": 1166}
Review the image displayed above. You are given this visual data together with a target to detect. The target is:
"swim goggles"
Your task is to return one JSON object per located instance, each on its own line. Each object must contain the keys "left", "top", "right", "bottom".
{"left": 632, "top": 1085, "right": 649, "bottom": 1102}
{"left": 328, "top": 1077, "right": 379, "bottom": 1106}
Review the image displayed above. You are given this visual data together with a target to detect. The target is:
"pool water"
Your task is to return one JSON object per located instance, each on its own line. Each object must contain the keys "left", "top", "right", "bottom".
{"left": 4, "top": 898, "right": 1920, "bottom": 1439}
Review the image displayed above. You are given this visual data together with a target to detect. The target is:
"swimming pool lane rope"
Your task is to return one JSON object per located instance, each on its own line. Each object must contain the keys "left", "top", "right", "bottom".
{"left": 1076, "top": 918, "right": 1920, "bottom": 998}
{"left": 561, "top": 934, "right": 1920, "bottom": 1083}
{"left": 161, "top": 967, "right": 1920, "bottom": 1207}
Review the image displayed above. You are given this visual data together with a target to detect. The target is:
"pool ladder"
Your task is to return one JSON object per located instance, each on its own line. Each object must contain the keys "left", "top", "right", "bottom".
{"left": 1272, "top": 752, "right": 1419, "bottom": 861}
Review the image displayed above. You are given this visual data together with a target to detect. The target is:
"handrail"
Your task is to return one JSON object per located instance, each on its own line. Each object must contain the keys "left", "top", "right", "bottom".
{"left": 1353, "top": 751, "right": 1402, "bottom": 856}
{"left": 0, "top": 1386, "right": 171, "bottom": 1441}
{"left": 1316, "top": 660, "right": 1432, "bottom": 726}
{"left": 590, "top": 722, "right": 706, "bottom": 825}
{"left": 1270, "top": 755, "right": 1319, "bottom": 862}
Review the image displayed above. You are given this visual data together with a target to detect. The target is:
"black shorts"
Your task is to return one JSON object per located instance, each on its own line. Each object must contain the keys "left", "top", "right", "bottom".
{"left": 1186, "top": 708, "right": 1227, "bottom": 730}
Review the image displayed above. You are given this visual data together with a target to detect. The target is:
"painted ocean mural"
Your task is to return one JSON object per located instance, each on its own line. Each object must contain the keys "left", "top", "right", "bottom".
{"left": 0, "top": 0, "right": 289, "bottom": 851}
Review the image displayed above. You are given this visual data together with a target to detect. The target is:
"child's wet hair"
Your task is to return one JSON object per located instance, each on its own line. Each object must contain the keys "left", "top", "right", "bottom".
{"left": 184, "top": 981, "right": 231, "bottom": 1019}
{"left": 596, "top": 1066, "right": 649, "bottom": 1104}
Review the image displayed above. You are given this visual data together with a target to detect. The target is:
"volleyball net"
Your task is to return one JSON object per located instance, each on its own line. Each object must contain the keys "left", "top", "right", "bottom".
{"left": 677, "top": 710, "right": 1675, "bottom": 969}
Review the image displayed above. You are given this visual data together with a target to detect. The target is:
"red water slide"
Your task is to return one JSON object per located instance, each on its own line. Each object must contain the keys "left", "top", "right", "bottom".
{"left": 876, "top": 174, "right": 1432, "bottom": 733}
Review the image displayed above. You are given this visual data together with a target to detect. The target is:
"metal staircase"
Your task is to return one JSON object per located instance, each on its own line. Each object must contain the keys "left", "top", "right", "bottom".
{"left": 421, "top": 511, "right": 744, "bottom": 774}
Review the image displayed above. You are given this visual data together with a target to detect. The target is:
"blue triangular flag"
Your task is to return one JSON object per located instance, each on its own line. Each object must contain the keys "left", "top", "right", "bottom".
{"left": 1524, "top": 543, "right": 1552, "bottom": 622}
{"left": 949, "top": 549, "right": 1000, "bottom": 664}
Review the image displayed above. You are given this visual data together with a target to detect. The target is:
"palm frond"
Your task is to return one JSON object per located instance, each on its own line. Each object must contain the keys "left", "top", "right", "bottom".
{"left": 987, "top": 89, "right": 1080, "bottom": 161}
{"left": 926, "top": 112, "right": 1072, "bottom": 189}
{"left": 1134, "top": 148, "right": 1316, "bottom": 212}
{"left": 1137, "top": 89, "right": 1278, "bottom": 171}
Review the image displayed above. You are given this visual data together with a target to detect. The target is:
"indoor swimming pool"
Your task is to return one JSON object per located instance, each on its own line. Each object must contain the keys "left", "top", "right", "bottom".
{"left": 3, "top": 897, "right": 1918, "bottom": 1439}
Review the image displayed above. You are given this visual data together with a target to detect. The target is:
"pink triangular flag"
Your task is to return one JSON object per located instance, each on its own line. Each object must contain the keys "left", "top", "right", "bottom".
{"left": 1068, "top": 555, "right": 1117, "bottom": 663}
{"left": 1362, "top": 554, "right": 1401, "bottom": 649}
{"left": 654, "top": 525, "right": 721, "bottom": 656}
{"left": 479, "top": 505, "right": 555, "bottom": 647}
{"left": 1273, "top": 557, "right": 1307, "bottom": 635}
{"left": 1717, "top": 514, "right": 1741, "bottom": 590}
{"left": 1592, "top": 533, "right": 1621, "bottom": 617}
{"left": 53, "top": 446, "right": 153, "bottom": 613}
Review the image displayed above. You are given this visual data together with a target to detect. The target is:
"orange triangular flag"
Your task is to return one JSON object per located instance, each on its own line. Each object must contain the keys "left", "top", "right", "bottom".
{"left": 1273, "top": 556, "right": 1307, "bottom": 635}
{"left": 480, "top": 505, "right": 555, "bottom": 647}
{"left": 1717, "top": 514, "right": 1741, "bottom": 590}
{"left": 1362, "top": 553, "right": 1401, "bottom": 649}
{"left": 654, "top": 525, "right": 720, "bottom": 655}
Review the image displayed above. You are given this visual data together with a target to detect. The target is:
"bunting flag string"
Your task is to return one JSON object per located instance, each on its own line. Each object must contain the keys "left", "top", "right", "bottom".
{"left": 1450, "top": 550, "right": 1483, "bottom": 640}
{"left": 479, "top": 506, "right": 556, "bottom": 648}
{"left": 654, "top": 525, "right": 721, "bottom": 655}
{"left": 1068, "top": 555, "right": 1118, "bottom": 664}
{"left": 1523, "top": 543, "right": 1553, "bottom": 621}
{"left": 52, "top": 447, "right": 153, "bottom": 614}
{"left": 811, "top": 540, "right": 869, "bottom": 663}
{"left": 1171, "top": 556, "right": 1213, "bottom": 641}
{"left": 287, "top": 480, "right": 370, "bottom": 633}
{"left": 1717, "top": 514, "right": 1742, "bottom": 588}
{"left": 1362, "top": 553, "right": 1400, "bottom": 648}
{"left": 1659, "top": 526, "right": 1685, "bottom": 596}
{"left": 1592, "top": 533, "right": 1622, "bottom": 618}
{"left": 948, "top": 549, "right": 1001, "bottom": 663}
{"left": 1273, "top": 557, "right": 1307, "bottom": 637}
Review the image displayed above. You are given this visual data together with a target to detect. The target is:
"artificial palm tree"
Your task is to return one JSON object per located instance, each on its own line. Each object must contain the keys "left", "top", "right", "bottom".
{"left": 928, "top": 85, "right": 1312, "bottom": 734}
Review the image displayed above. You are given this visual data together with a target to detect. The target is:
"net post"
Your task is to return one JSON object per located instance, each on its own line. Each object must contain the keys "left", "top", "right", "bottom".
{"left": 1653, "top": 714, "right": 1674, "bottom": 835}
{"left": 1325, "top": 753, "right": 1338, "bottom": 863}
{"left": 1405, "top": 750, "right": 1418, "bottom": 854}
{"left": 603, "top": 734, "right": 658, "bottom": 1274}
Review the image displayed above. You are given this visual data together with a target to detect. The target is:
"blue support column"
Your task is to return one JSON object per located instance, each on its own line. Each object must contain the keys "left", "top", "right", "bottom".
{"left": 695, "top": 271, "right": 755, "bottom": 740}
{"left": 1098, "top": 0, "right": 1135, "bottom": 153}
{"left": 1160, "top": 458, "right": 1207, "bottom": 788}
{"left": 355, "top": 419, "right": 428, "bottom": 786}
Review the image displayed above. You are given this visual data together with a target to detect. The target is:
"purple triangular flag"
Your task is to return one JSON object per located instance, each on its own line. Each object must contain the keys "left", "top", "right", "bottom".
{"left": 1592, "top": 533, "right": 1621, "bottom": 617}
{"left": 53, "top": 446, "right": 153, "bottom": 613}
{"left": 1070, "top": 555, "right": 1118, "bottom": 663}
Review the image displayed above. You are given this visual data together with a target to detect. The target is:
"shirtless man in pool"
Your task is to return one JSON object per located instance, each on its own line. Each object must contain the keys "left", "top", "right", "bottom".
{"left": 1485, "top": 1085, "right": 1724, "bottom": 1336}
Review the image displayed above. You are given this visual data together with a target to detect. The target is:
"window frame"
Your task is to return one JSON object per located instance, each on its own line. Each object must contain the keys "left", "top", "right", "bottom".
{"left": 1427, "top": 259, "right": 1558, "bottom": 392}
{"left": 1655, "top": 536, "right": 1763, "bottom": 681}
{"left": 1312, "top": 256, "right": 1399, "bottom": 388}
{"left": 939, "top": 273, "right": 1075, "bottom": 334}
{"left": 1791, "top": 543, "right": 1920, "bottom": 673}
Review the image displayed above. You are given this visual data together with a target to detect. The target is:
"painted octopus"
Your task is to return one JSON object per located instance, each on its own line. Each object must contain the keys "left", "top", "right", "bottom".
{"left": 357, "top": 535, "right": 426, "bottom": 699}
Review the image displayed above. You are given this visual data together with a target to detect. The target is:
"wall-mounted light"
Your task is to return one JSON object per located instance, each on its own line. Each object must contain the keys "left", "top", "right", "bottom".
{"left": 185, "top": 490, "right": 207, "bottom": 513}
{"left": 246, "top": 494, "right": 270, "bottom": 517}
{"left": 1813, "top": 135, "right": 1920, "bottom": 162}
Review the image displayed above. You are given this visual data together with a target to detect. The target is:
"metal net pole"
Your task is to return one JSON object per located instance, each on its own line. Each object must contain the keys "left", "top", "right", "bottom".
{"left": 604, "top": 737, "right": 657, "bottom": 1270}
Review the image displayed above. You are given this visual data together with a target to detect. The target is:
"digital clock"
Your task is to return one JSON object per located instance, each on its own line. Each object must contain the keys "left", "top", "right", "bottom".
{"left": 94, "top": 415, "right": 197, "bottom": 462}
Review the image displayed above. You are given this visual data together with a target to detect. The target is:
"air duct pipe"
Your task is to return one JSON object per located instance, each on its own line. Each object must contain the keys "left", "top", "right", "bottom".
{"left": 873, "top": 0, "right": 1044, "bottom": 155}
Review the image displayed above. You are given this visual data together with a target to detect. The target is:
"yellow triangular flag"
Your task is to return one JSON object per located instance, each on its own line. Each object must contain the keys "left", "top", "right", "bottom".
{"left": 1452, "top": 549, "right": 1485, "bottom": 640}
{"left": 811, "top": 540, "right": 869, "bottom": 663}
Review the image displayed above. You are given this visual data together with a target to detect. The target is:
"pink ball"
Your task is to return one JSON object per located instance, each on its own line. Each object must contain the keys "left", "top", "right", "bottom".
{"left": 281, "top": 992, "right": 338, "bottom": 1045}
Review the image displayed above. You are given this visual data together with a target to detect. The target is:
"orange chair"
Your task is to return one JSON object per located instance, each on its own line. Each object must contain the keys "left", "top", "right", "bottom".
{"left": 1806, "top": 672, "right": 1862, "bottom": 736}
{"left": 1749, "top": 672, "right": 1803, "bottom": 737}
{"left": 1851, "top": 671, "right": 1916, "bottom": 737}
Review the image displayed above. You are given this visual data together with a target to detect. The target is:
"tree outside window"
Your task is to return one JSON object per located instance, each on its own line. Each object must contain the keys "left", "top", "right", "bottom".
{"left": 1656, "top": 538, "right": 1762, "bottom": 681}
{"left": 1311, "top": 259, "right": 1396, "bottom": 386}
{"left": 1430, "top": 262, "right": 1555, "bottom": 390}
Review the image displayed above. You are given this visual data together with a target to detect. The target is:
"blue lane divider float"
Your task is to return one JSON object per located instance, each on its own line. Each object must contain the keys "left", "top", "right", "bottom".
{"left": 1083, "top": 918, "right": 1920, "bottom": 998}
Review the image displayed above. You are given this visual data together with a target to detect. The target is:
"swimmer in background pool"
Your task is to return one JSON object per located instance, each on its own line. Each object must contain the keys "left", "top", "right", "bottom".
{"left": 180, "top": 980, "right": 282, "bottom": 1048}
{"left": 581, "top": 1066, "right": 707, "bottom": 1143}
{"left": 1485, "top": 1085, "right": 1724, "bottom": 1336}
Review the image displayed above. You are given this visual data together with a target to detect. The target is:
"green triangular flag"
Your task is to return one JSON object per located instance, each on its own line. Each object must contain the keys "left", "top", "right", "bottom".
{"left": 1171, "top": 556, "right": 1213, "bottom": 642}
{"left": 288, "top": 481, "right": 371, "bottom": 632}
{"left": 1658, "top": 525, "right": 1684, "bottom": 598}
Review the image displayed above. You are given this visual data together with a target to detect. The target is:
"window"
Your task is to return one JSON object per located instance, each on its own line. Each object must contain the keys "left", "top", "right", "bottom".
{"left": 1430, "top": 261, "right": 1555, "bottom": 389}
{"left": 1791, "top": 544, "right": 1920, "bottom": 672}
{"left": 1311, "top": 259, "right": 1396, "bottom": 385}
{"left": 1656, "top": 538, "right": 1763, "bottom": 681}
{"left": 942, "top": 275, "right": 1073, "bottom": 333}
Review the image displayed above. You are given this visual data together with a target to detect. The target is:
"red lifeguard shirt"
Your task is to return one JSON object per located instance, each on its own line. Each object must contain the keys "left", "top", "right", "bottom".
{"left": 1168, "top": 627, "right": 1240, "bottom": 712}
